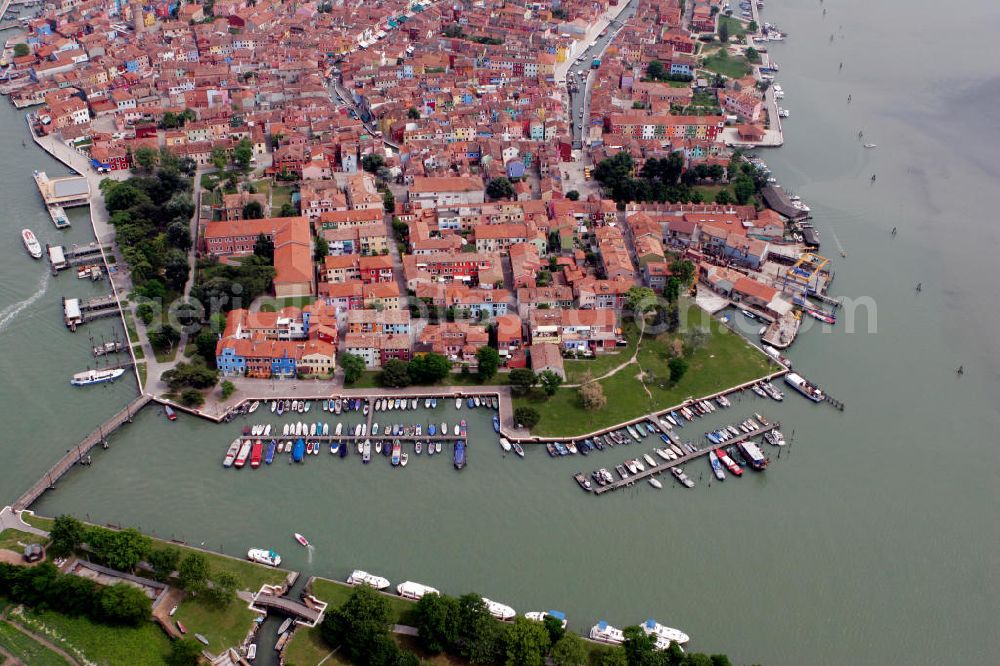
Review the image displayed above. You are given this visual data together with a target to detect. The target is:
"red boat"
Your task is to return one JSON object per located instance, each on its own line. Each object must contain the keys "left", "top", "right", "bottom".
{"left": 715, "top": 448, "right": 743, "bottom": 476}
{"left": 176, "top": 620, "right": 187, "bottom": 634}
{"left": 250, "top": 440, "right": 263, "bottom": 469}
{"left": 164, "top": 405, "right": 176, "bottom": 421}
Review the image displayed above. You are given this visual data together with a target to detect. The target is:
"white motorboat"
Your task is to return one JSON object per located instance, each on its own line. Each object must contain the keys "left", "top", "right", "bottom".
{"left": 455, "top": 398, "right": 462, "bottom": 409}
{"left": 322, "top": 423, "right": 329, "bottom": 436}
{"left": 21, "top": 229, "right": 42, "bottom": 259}
{"left": 246, "top": 548, "right": 281, "bottom": 567}
{"left": 453, "top": 424, "right": 460, "bottom": 436}
{"left": 482, "top": 598, "right": 516, "bottom": 621}
{"left": 397, "top": 581, "right": 439, "bottom": 600}
{"left": 643, "top": 453, "right": 657, "bottom": 468}
{"left": 70, "top": 368, "right": 125, "bottom": 386}
{"left": 590, "top": 621, "right": 625, "bottom": 645}
{"left": 864, "top": 143, "right": 877, "bottom": 148}
{"left": 499, "top": 438, "right": 512, "bottom": 452}
{"left": 336, "top": 423, "right": 343, "bottom": 436}
{"left": 435, "top": 441, "right": 442, "bottom": 454}
{"left": 347, "top": 569, "right": 391, "bottom": 590}
{"left": 249, "top": 401, "right": 260, "bottom": 413}
{"left": 648, "top": 477, "right": 663, "bottom": 489}
{"left": 642, "top": 618, "right": 690, "bottom": 645}
{"left": 400, "top": 452, "right": 408, "bottom": 467}
{"left": 524, "top": 610, "right": 567, "bottom": 628}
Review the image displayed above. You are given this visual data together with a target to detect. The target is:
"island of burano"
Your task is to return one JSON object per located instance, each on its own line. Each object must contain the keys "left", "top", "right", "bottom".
{"left": 0, "top": 0, "right": 996, "bottom": 664}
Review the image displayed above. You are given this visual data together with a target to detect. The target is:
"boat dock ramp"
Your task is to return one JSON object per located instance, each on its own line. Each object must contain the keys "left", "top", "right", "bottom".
{"left": 12, "top": 394, "right": 151, "bottom": 511}
{"left": 63, "top": 294, "right": 120, "bottom": 330}
{"left": 46, "top": 242, "right": 109, "bottom": 274}
{"left": 591, "top": 421, "right": 781, "bottom": 495}
{"left": 48, "top": 204, "right": 70, "bottom": 229}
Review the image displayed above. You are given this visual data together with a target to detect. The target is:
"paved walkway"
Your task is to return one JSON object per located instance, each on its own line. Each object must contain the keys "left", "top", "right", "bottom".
{"left": 0, "top": 507, "right": 47, "bottom": 537}
{"left": 0, "top": 609, "right": 81, "bottom": 666}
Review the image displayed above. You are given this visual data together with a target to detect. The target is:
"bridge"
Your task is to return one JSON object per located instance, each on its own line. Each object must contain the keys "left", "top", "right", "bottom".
{"left": 13, "top": 394, "right": 152, "bottom": 510}
{"left": 250, "top": 586, "right": 327, "bottom": 627}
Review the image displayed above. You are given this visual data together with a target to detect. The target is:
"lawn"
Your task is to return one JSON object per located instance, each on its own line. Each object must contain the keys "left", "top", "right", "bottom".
{"left": 350, "top": 370, "right": 509, "bottom": 390}
{"left": 701, "top": 49, "right": 751, "bottom": 79}
{"left": 0, "top": 621, "right": 70, "bottom": 666}
{"left": 137, "top": 363, "right": 147, "bottom": 389}
{"left": 10, "top": 607, "right": 171, "bottom": 666}
{"left": 173, "top": 596, "right": 256, "bottom": 652}
{"left": 284, "top": 626, "right": 342, "bottom": 666}
{"left": 512, "top": 305, "right": 773, "bottom": 437}
{"left": 258, "top": 296, "right": 316, "bottom": 312}
{"left": 310, "top": 578, "right": 416, "bottom": 625}
{"left": 719, "top": 15, "right": 748, "bottom": 39}
{"left": 271, "top": 184, "right": 295, "bottom": 215}
{"left": 563, "top": 326, "right": 637, "bottom": 384}
{"left": 0, "top": 529, "right": 47, "bottom": 552}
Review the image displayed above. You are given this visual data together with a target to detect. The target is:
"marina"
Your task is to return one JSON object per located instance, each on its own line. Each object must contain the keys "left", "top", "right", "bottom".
{"left": 62, "top": 293, "right": 120, "bottom": 329}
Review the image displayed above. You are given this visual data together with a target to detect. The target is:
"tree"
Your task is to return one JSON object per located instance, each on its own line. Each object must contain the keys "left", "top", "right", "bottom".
{"left": 242, "top": 200, "right": 264, "bottom": 219}
{"left": 133, "top": 146, "right": 159, "bottom": 172}
{"left": 166, "top": 638, "right": 203, "bottom": 666}
{"left": 220, "top": 380, "right": 235, "bottom": 399}
{"left": 340, "top": 353, "right": 366, "bottom": 384}
{"left": 408, "top": 107, "right": 421, "bottom": 119}
{"left": 380, "top": 359, "right": 411, "bottom": 388}
{"left": 408, "top": 352, "right": 452, "bottom": 384}
{"left": 210, "top": 147, "right": 228, "bottom": 170}
{"left": 49, "top": 514, "right": 85, "bottom": 558}
{"left": 745, "top": 47, "right": 760, "bottom": 63}
{"left": 668, "top": 357, "right": 689, "bottom": 385}
{"left": 627, "top": 286, "right": 658, "bottom": 318}
{"left": 87, "top": 527, "right": 151, "bottom": 572}
{"left": 162, "top": 362, "right": 219, "bottom": 390}
{"left": 99, "top": 582, "right": 151, "bottom": 626}
{"left": 566, "top": 190, "right": 580, "bottom": 201}
{"left": 598, "top": 647, "right": 629, "bottom": 666}
{"left": 476, "top": 346, "right": 500, "bottom": 382}
{"left": 179, "top": 388, "right": 204, "bottom": 407}
{"left": 362, "top": 153, "right": 385, "bottom": 174}
{"left": 279, "top": 202, "right": 298, "bottom": 217}
{"left": 178, "top": 552, "right": 211, "bottom": 592}
{"left": 413, "top": 592, "right": 458, "bottom": 653}
{"left": 542, "top": 615, "right": 566, "bottom": 645}
{"left": 714, "top": 189, "right": 732, "bottom": 205}
{"left": 486, "top": 177, "right": 515, "bottom": 200}
{"left": 718, "top": 20, "right": 730, "bottom": 43}
{"left": 315, "top": 236, "right": 329, "bottom": 262}
{"left": 646, "top": 59, "right": 667, "bottom": 81}
{"left": 505, "top": 616, "right": 551, "bottom": 666}
{"left": 202, "top": 570, "right": 238, "bottom": 607}
{"left": 508, "top": 368, "right": 537, "bottom": 396}
{"left": 164, "top": 252, "right": 190, "bottom": 291}
{"left": 513, "top": 405, "right": 540, "bottom": 429}
{"left": 538, "top": 369, "right": 563, "bottom": 396}
{"left": 453, "top": 594, "right": 495, "bottom": 661}
{"left": 732, "top": 175, "right": 755, "bottom": 204}
{"left": 147, "top": 547, "right": 181, "bottom": 582}
{"left": 167, "top": 220, "right": 192, "bottom": 251}
{"left": 233, "top": 139, "right": 253, "bottom": 168}
{"left": 669, "top": 258, "right": 696, "bottom": 285}
{"left": 13, "top": 43, "right": 30, "bottom": 58}
{"left": 579, "top": 378, "right": 607, "bottom": 411}
{"left": 253, "top": 232, "right": 274, "bottom": 261}
{"left": 551, "top": 634, "right": 588, "bottom": 666}
{"left": 149, "top": 324, "right": 181, "bottom": 351}
{"left": 665, "top": 277, "right": 681, "bottom": 304}
{"left": 193, "top": 330, "right": 218, "bottom": 367}
{"left": 136, "top": 302, "right": 157, "bottom": 325}
{"left": 320, "top": 585, "right": 392, "bottom": 661}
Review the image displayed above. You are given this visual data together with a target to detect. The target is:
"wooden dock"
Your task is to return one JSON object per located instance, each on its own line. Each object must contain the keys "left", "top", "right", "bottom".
{"left": 591, "top": 421, "right": 780, "bottom": 495}
{"left": 13, "top": 394, "right": 152, "bottom": 510}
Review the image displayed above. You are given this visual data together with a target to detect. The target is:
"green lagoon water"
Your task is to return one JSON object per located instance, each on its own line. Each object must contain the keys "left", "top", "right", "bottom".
{"left": 2, "top": 1, "right": 998, "bottom": 663}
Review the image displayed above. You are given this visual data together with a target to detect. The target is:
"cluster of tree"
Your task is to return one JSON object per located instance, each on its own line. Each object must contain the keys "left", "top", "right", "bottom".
{"left": 486, "top": 177, "right": 516, "bottom": 200}
{"left": 189, "top": 255, "right": 275, "bottom": 314}
{"left": 509, "top": 367, "right": 563, "bottom": 398}
{"left": 49, "top": 515, "right": 237, "bottom": 608}
{"left": 644, "top": 61, "right": 694, "bottom": 83}
{"left": 102, "top": 168, "right": 195, "bottom": 292}
{"left": 320, "top": 586, "right": 419, "bottom": 666}
{"left": 0, "top": 562, "right": 152, "bottom": 627}
{"left": 13, "top": 43, "right": 30, "bottom": 57}
{"left": 594, "top": 153, "right": 705, "bottom": 205}
{"left": 158, "top": 108, "right": 197, "bottom": 130}
{"left": 578, "top": 371, "right": 607, "bottom": 411}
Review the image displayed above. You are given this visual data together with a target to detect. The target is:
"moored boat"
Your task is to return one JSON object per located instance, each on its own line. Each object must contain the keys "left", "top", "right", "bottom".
{"left": 70, "top": 367, "right": 126, "bottom": 386}
{"left": 590, "top": 621, "right": 625, "bottom": 645}
{"left": 265, "top": 440, "right": 276, "bottom": 464}
{"left": 247, "top": 548, "right": 281, "bottom": 567}
{"left": 715, "top": 448, "right": 742, "bottom": 476}
{"left": 709, "top": 450, "right": 726, "bottom": 481}
{"left": 642, "top": 618, "right": 690, "bottom": 646}
{"left": 234, "top": 440, "right": 252, "bottom": 468}
{"left": 223, "top": 439, "right": 241, "bottom": 467}
{"left": 499, "top": 437, "right": 511, "bottom": 453}
{"left": 574, "top": 472, "right": 592, "bottom": 491}
{"left": 482, "top": 598, "right": 516, "bottom": 621}
{"left": 648, "top": 477, "right": 663, "bottom": 489}
{"left": 784, "top": 372, "right": 825, "bottom": 402}
{"left": 165, "top": 405, "right": 177, "bottom": 421}
{"left": 492, "top": 415, "right": 500, "bottom": 432}
{"left": 524, "top": 610, "right": 567, "bottom": 628}
{"left": 738, "top": 440, "right": 769, "bottom": 470}
{"left": 292, "top": 438, "right": 305, "bottom": 462}
{"left": 671, "top": 467, "right": 695, "bottom": 488}
{"left": 453, "top": 440, "right": 466, "bottom": 469}
{"left": 397, "top": 581, "right": 439, "bottom": 600}
{"left": 347, "top": 569, "right": 391, "bottom": 590}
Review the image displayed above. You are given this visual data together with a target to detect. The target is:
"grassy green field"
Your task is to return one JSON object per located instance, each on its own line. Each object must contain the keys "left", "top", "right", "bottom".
{"left": 0, "top": 529, "right": 46, "bottom": 552}
{"left": 563, "top": 328, "right": 637, "bottom": 384}
{"left": 0, "top": 620, "right": 70, "bottom": 666}
{"left": 258, "top": 296, "right": 316, "bottom": 312}
{"left": 351, "top": 370, "right": 509, "bottom": 390}
{"left": 271, "top": 185, "right": 295, "bottom": 216}
{"left": 173, "top": 596, "right": 256, "bottom": 652}
{"left": 719, "top": 15, "right": 748, "bottom": 39}
{"left": 513, "top": 306, "right": 773, "bottom": 437}
{"left": 701, "top": 49, "right": 751, "bottom": 79}
{"left": 11, "top": 607, "right": 170, "bottom": 666}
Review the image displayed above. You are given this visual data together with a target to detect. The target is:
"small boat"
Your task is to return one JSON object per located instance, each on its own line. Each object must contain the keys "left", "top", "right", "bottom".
{"left": 278, "top": 617, "right": 293, "bottom": 634}
{"left": 415, "top": 424, "right": 422, "bottom": 436}
{"left": 410, "top": 398, "right": 417, "bottom": 410}
{"left": 671, "top": 467, "right": 695, "bottom": 488}
{"left": 427, "top": 442, "right": 435, "bottom": 456}
{"left": 372, "top": 423, "right": 380, "bottom": 436}
{"left": 249, "top": 401, "right": 260, "bottom": 414}
{"left": 454, "top": 440, "right": 466, "bottom": 469}
{"left": 467, "top": 397, "right": 475, "bottom": 408}
{"left": 435, "top": 441, "right": 442, "bottom": 454}
{"left": 643, "top": 453, "right": 657, "bottom": 468}
{"left": 339, "top": 440, "right": 348, "bottom": 458}
{"left": 474, "top": 396, "right": 481, "bottom": 407}
{"left": 455, "top": 398, "right": 462, "bottom": 409}
{"left": 309, "top": 423, "right": 317, "bottom": 436}
{"left": 247, "top": 548, "right": 281, "bottom": 567}
{"left": 335, "top": 423, "right": 343, "bottom": 436}
{"left": 165, "top": 405, "right": 177, "bottom": 421}
{"left": 574, "top": 472, "right": 592, "bottom": 491}
{"left": 391, "top": 441, "right": 401, "bottom": 466}
{"left": 292, "top": 438, "right": 305, "bottom": 462}
{"left": 649, "top": 477, "right": 663, "bottom": 489}
{"left": 397, "top": 581, "right": 440, "bottom": 600}
{"left": 460, "top": 420, "right": 467, "bottom": 436}
{"left": 195, "top": 634, "right": 209, "bottom": 646}
{"left": 265, "top": 440, "right": 276, "bottom": 464}
{"left": 432, "top": 398, "right": 438, "bottom": 408}
{"left": 223, "top": 439, "right": 241, "bottom": 467}
{"left": 453, "top": 423, "right": 460, "bottom": 436}
{"left": 499, "top": 437, "right": 511, "bottom": 453}
{"left": 348, "top": 570, "right": 391, "bottom": 590}
{"left": 330, "top": 440, "right": 340, "bottom": 455}
{"left": 294, "top": 533, "right": 309, "bottom": 547}
{"left": 428, "top": 424, "right": 436, "bottom": 436}
{"left": 363, "top": 402, "right": 370, "bottom": 416}
{"left": 492, "top": 415, "right": 501, "bottom": 432}
{"left": 482, "top": 598, "right": 516, "bottom": 621}
{"left": 400, "top": 452, "right": 409, "bottom": 467}
{"left": 70, "top": 368, "right": 126, "bottom": 386}
{"left": 304, "top": 401, "right": 311, "bottom": 412}
{"left": 716, "top": 448, "right": 743, "bottom": 476}
{"left": 21, "top": 229, "right": 42, "bottom": 259}
{"left": 375, "top": 440, "right": 383, "bottom": 454}
{"left": 864, "top": 143, "right": 877, "bottom": 148}
{"left": 709, "top": 450, "right": 726, "bottom": 481}
{"left": 363, "top": 439, "right": 371, "bottom": 463}
{"left": 234, "top": 440, "right": 252, "bottom": 468}
{"left": 176, "top": 620, "right": 187, "bottom": 634}
{"left": 335, "top": 398, "right": 342, "bottom": 414}
{"left": 415, "top": 441, "right": 422, "bottom": 454}
{"left": 512, "top": 441, "right": 524, "bottom": 458}
{"left": 424, "top": 398, "right": 431, "bottom": 409}
{"left": 626, "top": 425, "right": 640, "bottom": 441}
{"left": 277, "top": 401, "right": 284, "bottom": 416}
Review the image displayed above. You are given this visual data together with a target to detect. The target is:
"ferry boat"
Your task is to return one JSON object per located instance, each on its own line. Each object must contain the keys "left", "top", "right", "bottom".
{"left": 397, "top": 581, "right": 439, "bottom": 600}
{"left": 70, "top": 367, "right": 125, "bottom": 386}
{"left": 294, "top": 533, "right": 310, "bottom": 547}
{"left": 223, "top": 439, "right": 241, "bottom": 467}
{"left": 453, "top": 440, "right": 466, "bottom": 469}
{"left": 482, "top": 598, "right": 516, "bottom": 621}
{"left": 247, "top": 548, "right": 281, "bottom": 567}
{"left": 292, "top": 438, "right": 305, "bottom": 462}
{"left": 643, "top": 618, "right": 690, "bottom": 646}
{"left": 590, "top": 621, "right": 625, "bottom": 645}
{"left": 524, "top": 610, "right": 567, "bottom": 628}
{"left": 347, "top": 569, "right": 391, "bottom": 590}
{"left": 21, "top": 229, "right": 42, "bottom": 259}
{"left": 709, "top": 450, "right": 726, "bottom": 481}
{"left": 234, "top": 440, "right": 252, "bottom": 468}
{"left": 784, "top": 372, "right": 825, "bottom": 402}
{"left": 738, "top": 440, "right": 769, "bottom": 470}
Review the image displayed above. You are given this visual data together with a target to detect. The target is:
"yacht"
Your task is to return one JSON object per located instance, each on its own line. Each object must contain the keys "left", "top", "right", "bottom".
{"left": 524, "top": 610, "right": 567, "bottom": 628}
{"left": 70, "top": 367, "right": 125, "bottom": 386}
{"left": 642, "top": 619, "right": 690, "bottom": 646}
{"left": 590, "top": 621, "right": 625, "bottom": 645}
{"left": 21, "top": 228, "right": 42, "bottom": 259}
{"left": 347, "top": 569, "right": 391, "bottom": 590}
{"left": 482, "top": 598, "right": 517, "bottom": 621}
{"left": 397, "top": 581, "right": 439, "bottom": 600}
{"left": 246, "top": 548, "right": 281, "bottom": 567}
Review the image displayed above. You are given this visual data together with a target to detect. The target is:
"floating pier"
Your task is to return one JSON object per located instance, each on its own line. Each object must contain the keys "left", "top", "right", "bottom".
{"left": 63, "top": 294, "right": 121, "bottom": 330}
{"left": 33, "top": 170, "right": 90, "bottom": 208}
{"left": 591, "top": 421, "right": 780, "bottom": 495}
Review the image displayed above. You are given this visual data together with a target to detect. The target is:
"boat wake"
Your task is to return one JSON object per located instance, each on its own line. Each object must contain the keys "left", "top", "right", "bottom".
{"left": 306, "top": 544, "right": 314, "bottom": 564}
{"left": 0, "top": 272, "right": 48, "bottom": 334}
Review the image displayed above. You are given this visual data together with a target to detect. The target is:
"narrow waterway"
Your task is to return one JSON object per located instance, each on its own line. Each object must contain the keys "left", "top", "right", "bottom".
{"left": 3, "top": 1, "right": 1000, "bottom": 663}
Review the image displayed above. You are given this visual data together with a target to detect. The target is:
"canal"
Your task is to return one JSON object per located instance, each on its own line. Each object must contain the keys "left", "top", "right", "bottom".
{"left": 3, "top": 0, "right": 1000, "bottom": 663}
